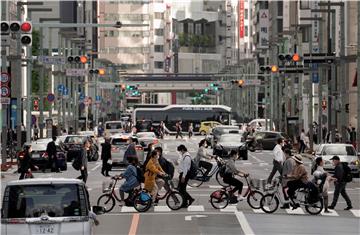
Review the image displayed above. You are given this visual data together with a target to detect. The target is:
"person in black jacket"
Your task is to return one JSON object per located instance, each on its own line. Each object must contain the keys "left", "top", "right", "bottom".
{"left": 77, "top": 140, "right": 89, "bottom": 183}
{"left": 18, "top": 145, "right": 38, "bottom": 180}
{"left": 101, "top": 137, "right": 112, "bottom": 177}
{"left": 46, "top": 136, "right": 60, "bottom": 172}
{"left": 328, "top": 156, "right": 352, "bottom": 210}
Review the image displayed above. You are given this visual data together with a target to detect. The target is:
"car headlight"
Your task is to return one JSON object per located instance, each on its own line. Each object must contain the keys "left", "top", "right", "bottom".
{"left": 350, "top": 160, "right": 359, "bottom": 166}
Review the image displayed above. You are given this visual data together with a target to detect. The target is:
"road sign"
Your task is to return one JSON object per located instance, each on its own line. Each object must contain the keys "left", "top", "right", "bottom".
{"left": 38, "top": 56, "right": 66, "bottom": 65}
{"left": 57, "top": 84, "right": 64, "bottom": 93}
{"left": 244, "top": 79, "right": 261, "bottom": 85}
{"left": 0, "top": 97, "right": 10, "bottom": 104}
{"left": 1, "top": 85, "right": 10, "bottom": 97}
{"left": 79, "top": 93, "right": 85, "bottom": 101}
{"left": 312, "top": 73, "right": 319, "bottom": 83}
{"left": 66, "top": 68, "right": 87, "bottom": 77}
{"left": 95, "top": 95, "right": 101, "bottom": 104}
{"left": 47, "top": 93, "right": 55, "bottom": 103}
{"left": 63, "top": 87, "right": 69, "bottom": 96}
{"left": 1, "top": 72, "right": 10, "bottom": 83}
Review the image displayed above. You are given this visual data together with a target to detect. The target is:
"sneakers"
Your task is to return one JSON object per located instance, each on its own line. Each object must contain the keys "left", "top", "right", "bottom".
{"left": 344, "top": 206, "right": 353, "bottom": 210}
{"left": 237, "top": 195, "right": 246, "bottom": 201}
{"left": 188, "top": 198, "right": 195, "bottom": 206}
{"left": 323, "top": 209, "right": 331, "bottom": 213}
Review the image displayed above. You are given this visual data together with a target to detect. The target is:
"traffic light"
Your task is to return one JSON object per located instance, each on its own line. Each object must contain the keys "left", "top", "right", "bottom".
{"left": 98, "top": 69, "right": 105, "bottom": 75}
{"left": 259, "top": 66, "right": 272, "bottom": 73}
{"left": 67, "top": 55, "right": 88, "bottom": 64}
{"left": 271, "top": 65, "right": 279, "bottom": 73}
{"left": 238, "top": 79, "right": 244, "bottom": 88}
{"left": 121, "top": 84, "right": 126, "bottom": 92}
{"left": 278, "top": 53, "right": 301, "bottom": 63}
{"left": 89, "top": 68, "right": 105, "bottom": 75}
{"left": 1, "top": 22, "right": 10, "bottom": 34}
{"left": 33, "top": 98, "right": 39, "bottom": 111}
{"left": 204, "top": 88, "right": 209, "bottom": 93}
{"left": 20, "top": 21, "right": 32, "bottom": 46}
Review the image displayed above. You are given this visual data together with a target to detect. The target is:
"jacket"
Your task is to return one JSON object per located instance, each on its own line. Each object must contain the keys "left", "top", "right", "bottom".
{"left": 281, "top": 157, "right": 296, "bottom": 186}
{"left": 19, "top": 151, "right": 34, "bottom": 173}
{"left": 194, "top": 146, "right": 211, "bottom": 166}
{"left": 120, "top": 165, "right": 140, "bottom": 192}
{"left": 80, "top": 148, "right": 88, "bottom": 169}
{"left": 289, "top": 164, "right": 308, "bottom": 183}
{"left": 46, "top": 141, "right": 57, "bottom": 157}
{"left": 101, "top": 142, "right": 112, "bottom": 160}
{"left": 144, "top": 158, "right": 164, "bottom": 192}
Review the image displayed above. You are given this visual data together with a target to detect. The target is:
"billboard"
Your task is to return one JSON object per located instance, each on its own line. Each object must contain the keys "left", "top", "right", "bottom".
{"left": 239, "top": 0, "right": 245, "bottom": 38}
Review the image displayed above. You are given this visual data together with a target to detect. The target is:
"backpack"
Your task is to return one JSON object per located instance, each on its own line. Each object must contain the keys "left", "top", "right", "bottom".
{"left": 342, "top": 163, "right": 353, "bottom": 183}
{"left": 162, "top": 158, "right": 175, "bottom": 179}
{"left": 185, "top": 155, "right": 198, "bottom": 179}
{"left": 72, "top": 152, "right": 83, "bottom": 171}
{"left": 135, "top": 166, "right": 145, "bottom": 183}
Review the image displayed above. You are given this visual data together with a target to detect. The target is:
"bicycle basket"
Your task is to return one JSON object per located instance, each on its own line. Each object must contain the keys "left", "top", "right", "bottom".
{"left": 140, "top": 192, "right": 151, "bottom": 202}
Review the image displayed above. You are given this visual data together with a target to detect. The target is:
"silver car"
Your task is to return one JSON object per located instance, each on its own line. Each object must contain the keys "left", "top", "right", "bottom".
{"left": 213, "top": 133, "right": 247, "bottom": 160}
{"left": 136, "top": 132, "right": 161, "bottom": 151}
{"left": 313, "top": 144, "right": 360, "bottom": 175}
{"left": 110, "top": 134, "right": 144, "bottom": 167}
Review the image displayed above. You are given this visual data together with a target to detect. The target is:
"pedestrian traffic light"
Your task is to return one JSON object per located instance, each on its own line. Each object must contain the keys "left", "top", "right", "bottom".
{"left": 322, "top": 99, "right": 327, "bottom": 111}
{"left": 33, "top": 99, "right": 39, "bottom": 111}
{"left": 238, "top": 79, "right": 244, "bottom": 88}
{"left": 20, "top": 21, "right": 32, "bottom": 46}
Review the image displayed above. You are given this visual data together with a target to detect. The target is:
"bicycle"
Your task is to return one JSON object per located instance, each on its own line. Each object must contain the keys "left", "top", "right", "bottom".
{"left": 187, "top": 156, "right": 229, "bottom": 187}
{"left": 133, "top": 176, "right": 184, "bottom": 212}
{"left": 97, "top": 176, "right": 141, "bottom": 213}
{"left": 260, "top": 176, "right": 323, "bottom": 215}
{"left": 209, "top": 175, "right": 264, "bottom": 209}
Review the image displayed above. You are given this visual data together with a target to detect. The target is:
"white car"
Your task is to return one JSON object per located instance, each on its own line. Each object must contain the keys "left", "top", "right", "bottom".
{"left": 1, "top": 178, "right": 104, "bottom": 235}
{"left": 110, "top": 134, "right": 144, "bottom": 167}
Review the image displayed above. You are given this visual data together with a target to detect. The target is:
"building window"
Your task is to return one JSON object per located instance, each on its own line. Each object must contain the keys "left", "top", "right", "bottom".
{"left": 188, "top": 23, "right": 194, "bottom": 34}
{"left": 154, "top": 45, "right": 164, "bottom": 52}
{"left": 154, "top": 12, "right": 164, "bottom": 19}
{"left": 300, "top": 0, "right": 310, "bottom": 9}
{"left": 245, "top": 26, "right": 248, "bottom": 37}
{"left": 302, "top": 27, "right": 310, "bottom": 42}
{"left": 155, "top": 28, "right": 164, "bottom": 36}
{"left": 277, "top": 1, "right": 283, "bottom": 16}
{"left": 154, "top": 61, "right": 164, "bottom": 69}
{"left": 244, "top": 9, "right": 248, "bottom": 19}
{"left": 195, "top": 24, "right": 202, "bottom": 34}
{"left": 277, "top": 19, "right": 283, "bottom": 33}
{"left": 178, "top": 23, "right": 184, "bottom": 33}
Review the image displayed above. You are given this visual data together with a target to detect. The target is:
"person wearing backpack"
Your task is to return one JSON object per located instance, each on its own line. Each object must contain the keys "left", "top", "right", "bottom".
{"left": 115, "top": 157, "right": 141, "bottom": 207}
{"left": 144, "top": 150, "right": 166, "bottom": 201}
{"left": 177, "top": 145, "right": 195, "bottom": 208}
{"left": 328, "top": 156, "right": 353, "bottom": 210}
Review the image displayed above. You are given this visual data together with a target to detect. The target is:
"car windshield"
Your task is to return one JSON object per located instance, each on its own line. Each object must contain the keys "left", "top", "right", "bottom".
{"left": 106, "top": 122, "right": 122, "bottom": 129}
{"left": 3, "top": 184, "right": 87, "bottom": 218}
{"left": 64, "top": 136, "right": 86, "bottom": 144}
{"left": 322, "top": 146, "right": 356, "bottom": 156}
{"left": 219, "top": 128, "right": 238, "bottom": 134}
{"left": 112, "top": 138, "right": 129, "bottom": 145}
{"left": 219, "top": 135, "right": 241, "bottom": 142}
{"left": 137, "top": 132, "right": 155, "bottom": 138}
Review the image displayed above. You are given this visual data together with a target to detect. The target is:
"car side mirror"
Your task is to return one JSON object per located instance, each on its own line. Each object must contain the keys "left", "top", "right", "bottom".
{"left": 92, "top": 206, "right": 105, "bottom": 215}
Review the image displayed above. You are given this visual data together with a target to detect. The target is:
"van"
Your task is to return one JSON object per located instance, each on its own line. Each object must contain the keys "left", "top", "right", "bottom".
{"left": 248, "top": 119, "right": 276, "bottom": 131}
{"left": 199, "top": 121, "right": 221, "bottom": 135}
{"left": 1, "top": 178, "right": 104, "bottom": 235}
{"left": 104, "top": 121, "right": 124, "bottom": 136}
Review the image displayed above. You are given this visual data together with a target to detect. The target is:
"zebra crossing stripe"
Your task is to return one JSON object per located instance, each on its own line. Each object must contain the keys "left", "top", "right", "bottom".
{"left": 154, "top": 206, "right": 171, "bottom": 212}
{"left": 187, "top": 205, "right": 205, "bottom": 212}
{"left": 220, "top": 206, "right": 237, "bottom": 212}
{"left": 321, "top": 210, "right": 339, "bottom": 216}
{"left": 121, "top": 206, "right": 137, "bottom": 213}
{"left": 285, "top": 207, "right": 305, "bottom": 215}
{"left": 252, "top": 208, "right": 265, "bottom": 213}
{"left": 350, "top": 209, "right": 360, "bottom": 217}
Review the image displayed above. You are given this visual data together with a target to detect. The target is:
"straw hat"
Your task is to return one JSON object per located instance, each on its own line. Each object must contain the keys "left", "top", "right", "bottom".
{"left": 292, "top": 155, "right": 303, "bottom": 164}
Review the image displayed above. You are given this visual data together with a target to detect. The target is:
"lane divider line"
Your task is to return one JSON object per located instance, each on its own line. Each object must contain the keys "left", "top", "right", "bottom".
{"left": 91, "top": 163, "right": 102, "bottom": 172}
{"left": 128, "top": 213, "right": 140, "bottom": 235}
{"left": 235, "top": 211, "right": 255, "bottom": 235}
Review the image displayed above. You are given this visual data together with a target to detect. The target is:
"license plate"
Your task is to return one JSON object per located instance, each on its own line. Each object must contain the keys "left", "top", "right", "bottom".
{"left": 36, "top": 224, "right": 55, "bottom": 234}
{"left": 32, "top": 153, "right": 40, "bottom": 159}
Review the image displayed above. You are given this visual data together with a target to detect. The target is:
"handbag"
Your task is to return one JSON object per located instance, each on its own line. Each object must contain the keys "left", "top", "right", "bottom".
{"left": 107, "top": 159, "right": 113, "bottom": 165}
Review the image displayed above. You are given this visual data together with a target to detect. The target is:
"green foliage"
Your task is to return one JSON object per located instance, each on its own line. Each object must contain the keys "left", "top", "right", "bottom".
{"left": 32, "top": 30, "right": 40, "bottom": 56}
{"left": 31, "top": 69, "right": 51, "bottom": 111}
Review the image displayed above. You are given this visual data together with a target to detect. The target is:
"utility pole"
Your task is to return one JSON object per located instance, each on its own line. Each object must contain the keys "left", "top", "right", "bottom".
{"left": 39, "top": 26, "right": 45, "bottom": 138}
{"left": 15, "top": 3, "right": 22, "bottom": 150}
{"left": 1, "top": 1, "right": 8, "bottom": 164}
{"left": 357, "top": 1, "right": 360, "bottom": 151}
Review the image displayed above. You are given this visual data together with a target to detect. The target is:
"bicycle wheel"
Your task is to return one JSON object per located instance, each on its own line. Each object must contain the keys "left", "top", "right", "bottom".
{"left": 166, "top": 191, "right": 184, "bottom": 210}
{"left": 247, "top": 190, "right": 264, "bottom": 209}
{"left": 187, "top": 168, "right": 204, "bottom": 187}
{"left": 215, "top": 170, "right": 229, "bottom": 187}
{"left": 260, "top": 193, "right": 279, "bottom": 213}
{"left": 133, "top": 192, "right": 152, "bottom": 212}
{"left": 97, "top": 194, "right": 115, "bottom": 213}
{"left": 210, "top": 190, "right": 229, "bottom": 209}
{"left": 305, "top": 199, "right": 323, "bottom": 215}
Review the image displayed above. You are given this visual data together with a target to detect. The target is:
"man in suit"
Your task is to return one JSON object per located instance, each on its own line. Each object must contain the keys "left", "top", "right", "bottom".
{"left": 46, "top": 136, "right": 60, "bottom": 172}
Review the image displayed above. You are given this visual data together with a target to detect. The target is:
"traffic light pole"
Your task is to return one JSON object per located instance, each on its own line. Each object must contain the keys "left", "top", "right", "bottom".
{"left": 25, "top": 38, "right": 32, "bottom": 143}
{"left": 1, "top": 1, "right": 8, "bottom": 164}
{"left": 39, "top": 27, "right": 45, "bottom": 138}
{"left": 15, "top": 3, "right": 22, "bottom": 150}
{"left": 357, "top": 1, "right": 360, "bottom": 152}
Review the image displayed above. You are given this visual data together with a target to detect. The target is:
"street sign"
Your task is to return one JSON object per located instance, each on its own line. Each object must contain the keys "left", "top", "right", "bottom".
{"left": 47, "top": 93, "right": 55, "bottom": 103}
{"left": 312, "top": 73, "right": 319, "bottom": 83}
{"left": 1, "top": 72, "right": 10, "bottom": 83}
{"left": 79, "top": 93, "right": 85, "bottom": 101}
{"left": 63, "top": 87, "right": 69, "bottom": 97}
{"left": 95, "top": 95, "right": 101, "bottom": 104}
{"left": 244, "top": 79, "right": 261, "bottom": 85}
{"left": 57, "top": 84, "right": 64, "bottom": 93}
{"left": 66, "top": 68, "right": 87, "bottom": 77}
{"left": 1, "top": 85, "right": 10, "bottom": 97}
{"left": 38, "top": 56, "right": 66, "bottom": 65}
{"left": 0, "top": 97, "right": 10, "bottom": 104}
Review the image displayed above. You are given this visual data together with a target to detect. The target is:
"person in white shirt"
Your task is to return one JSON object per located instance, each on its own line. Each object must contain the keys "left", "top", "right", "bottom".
{"left": 267, "top": 138, "right": 285, "bottom": 184}
{"left": 177, "top": 144, "right": 195, "bottom": 208}
{"left": 299, "top": 129, "right": 306, "bottom": 153}
{"left": 194, "top": 139, "right": 214, "bottom": 178}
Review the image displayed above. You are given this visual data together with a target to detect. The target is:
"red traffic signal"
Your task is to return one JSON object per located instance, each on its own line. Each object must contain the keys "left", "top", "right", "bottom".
{"left": 20, "top": 22, "right": 32, "bottom": 33}
{"left": 33, "top": 99, "right": 39, "bottom": 111}
{"left": 321, "top": 100, "right": 327, "bottom": 110}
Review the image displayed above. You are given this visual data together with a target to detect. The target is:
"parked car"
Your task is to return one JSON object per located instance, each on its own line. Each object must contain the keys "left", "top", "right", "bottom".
{"left": 1, "top": 178, "right": 104, "bottom": 235}
{"left": 20, "top": 141, "right": 67, "bottom": 171}
{"left": 313, "top": 144, "right": 360, "bottom": 176}
{"left": 136, "top": 132, "right": 161, "bottom": 151}
{"left": 253, "top": 131, "right": 292, "bottom": 150}
{"left": 199, "top": 121, "right": 221, "bottom": 135}
{"left": 110, "top": 134, "right": 144, "bottom": 167}
{"left": 211, "top": 125, "right": 240, "bottom": 147}
{"left": 63, "top": 135, "right": 99, "bottom": 162}
{"left": 213, "top": 133, "right": 247, "bottom": 160}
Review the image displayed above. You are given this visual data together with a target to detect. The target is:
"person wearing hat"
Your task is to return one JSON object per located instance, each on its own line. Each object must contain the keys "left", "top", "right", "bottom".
{"left": 280, "top": 149, "right": 296, "bottom": 209}
{"left": 284, "top": 155, "right": 310, "bottom": 206}
{"left": 328, "top": 156, "right": 352, "bottom": 210}
{"left": 101, "top": 136, "right": 112, "bottom": 177}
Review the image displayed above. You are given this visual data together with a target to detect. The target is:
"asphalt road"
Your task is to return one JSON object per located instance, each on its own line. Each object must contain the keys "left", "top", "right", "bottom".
{"left": 1, "top": 135, "right": 360, "bottom": 235}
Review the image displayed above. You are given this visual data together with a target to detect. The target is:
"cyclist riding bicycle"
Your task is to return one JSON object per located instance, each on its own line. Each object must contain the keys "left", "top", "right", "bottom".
{"left": 223, "top": 150, "right": 249, "bottom": 202}
{"left": 194, "top": 139, "right": 215, "bottom": 178}
{"left": 114, "top": 157, "right": 141, "bottom": 206}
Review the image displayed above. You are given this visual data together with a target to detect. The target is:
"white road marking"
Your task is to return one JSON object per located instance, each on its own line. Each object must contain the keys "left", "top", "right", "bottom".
{"left": 248, "top": 153, "right": 263, "bottom": 163}
{"left": 259, "top": 163, "right": 269, "bottom": 166}
{"left": 209, "top": 185, "right": 222, "bottom": 189}
{"left": 154, "top": 206, "right": 171, "bottom": 212}
{"left": 235, "top": 211, "right": 255, "bottom": 235}
{"left": 242, "top": 162, "right": 252, "bottom": 165}
{"left": 220, "top": 206, "right": 237, "bottom": 212}
{"left": 121, "top": 206, "right": 137, "bottom": 213}
{"left": 285, "top": 207, "right": 305, "bottom": 215}
{"left": 185, "top": 215, "right": 208, "bottom": 221}
{"left": 187, "top": 205, "right": 205, "bottom": 212}
{"left": 91, "top": 163, "right": 102, "bottom": 172}
{"left": 87, "top": 188, "right": 93, "bottom": 191}
{"left": 321, "top": 209, "right": 339, "bottom": 216}
{"left": 252, "top": 208, "right": 265, "bottom": 213}
{"left": 350, "top": 209, "right": 360, "bottom": 217}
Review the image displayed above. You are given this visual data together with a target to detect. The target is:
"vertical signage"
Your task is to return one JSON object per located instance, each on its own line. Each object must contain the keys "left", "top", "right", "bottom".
{"left": 311, "top": 0, "right": 320, "bottom": 52}
{"left": 258, "top": 9, "right": 269, "bottom": 49}
{"left": 239, "top": 0, "right": 245, "bottom": 38}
